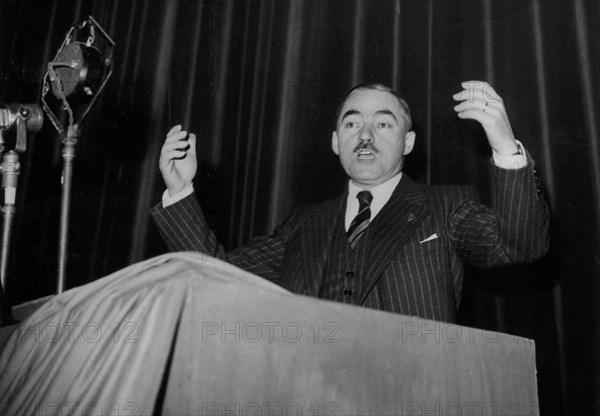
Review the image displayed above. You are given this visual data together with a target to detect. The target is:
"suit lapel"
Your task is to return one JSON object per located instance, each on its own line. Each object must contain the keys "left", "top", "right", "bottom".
{"left": 360, "top": 175, "right": 429, "bottom": 303}
{"left": 299, "top": 195, "right": 345, "bottom": 297}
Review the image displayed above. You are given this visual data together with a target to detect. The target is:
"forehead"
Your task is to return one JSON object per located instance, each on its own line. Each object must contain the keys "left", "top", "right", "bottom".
{"left": 339, "top": 89, "right": 402, "bottom": 118}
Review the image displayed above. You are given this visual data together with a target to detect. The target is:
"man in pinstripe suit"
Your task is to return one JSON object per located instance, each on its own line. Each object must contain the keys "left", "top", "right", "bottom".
{"left": 151, "top": 81, "right": 549, "bottom": 323}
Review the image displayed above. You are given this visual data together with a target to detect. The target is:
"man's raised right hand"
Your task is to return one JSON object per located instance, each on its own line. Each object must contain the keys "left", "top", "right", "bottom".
{"left": 158, "top": 124, "right": 197, "bottom": 197}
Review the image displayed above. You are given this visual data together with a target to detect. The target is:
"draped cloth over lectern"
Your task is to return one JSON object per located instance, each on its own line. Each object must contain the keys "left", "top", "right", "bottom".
{"left": 0, "top": 252, "right": 539, "bottom": 415}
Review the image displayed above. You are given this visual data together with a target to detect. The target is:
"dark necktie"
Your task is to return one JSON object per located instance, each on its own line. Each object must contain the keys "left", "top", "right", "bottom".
{"left": 347, "top": 191, "right": 373, "bottom": 249}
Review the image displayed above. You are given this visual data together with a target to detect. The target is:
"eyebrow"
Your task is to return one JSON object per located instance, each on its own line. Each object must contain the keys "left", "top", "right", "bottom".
{"left": 340, "top": 109, "right": 361, "bottom": 122}
{"left": 340, "top": 109, "right": 399, "bottom": 122}
{"left": 374, "top": 109, "right": 398, "bottom": 121}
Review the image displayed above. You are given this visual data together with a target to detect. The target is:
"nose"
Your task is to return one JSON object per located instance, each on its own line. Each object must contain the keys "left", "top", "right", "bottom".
{"left": 359, "top": 124, "right": 374, "bottom": 142}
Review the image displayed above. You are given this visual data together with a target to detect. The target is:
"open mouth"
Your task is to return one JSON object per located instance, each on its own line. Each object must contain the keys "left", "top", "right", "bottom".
{"left": 357, "top": 149, "right": 376, "bottom": 160}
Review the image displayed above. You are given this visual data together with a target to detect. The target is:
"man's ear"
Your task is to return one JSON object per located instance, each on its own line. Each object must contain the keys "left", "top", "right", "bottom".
{"left": 403, "top": 131, "right": 416, "bottom": 155}
{"left": 331, "top": 131, "right": 340, "bottom": 155}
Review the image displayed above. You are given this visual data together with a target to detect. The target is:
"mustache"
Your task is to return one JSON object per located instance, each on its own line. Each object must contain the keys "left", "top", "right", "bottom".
{"left": 353, "top": 141, "right": 379, "bottom": 153}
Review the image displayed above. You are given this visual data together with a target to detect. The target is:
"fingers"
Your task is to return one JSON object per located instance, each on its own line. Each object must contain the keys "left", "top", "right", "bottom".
{"left": 160, "top": 148, "right": 187, "bottom": 165}
{"left": 453, "top": 97, "right": 500, "bottom": 114}
{"left": 161, "top": 137, "right": 189, "bottom": 162}
{"left": 453, "top": 98, "right": 499, "bottom": 125}
{"left": 162, "top": 137, "right": 190, "bottom": 153}
{"left": 165, "top": 128, "right": 188, "bottom": 144}
{"left": 160, "top": 125, "right": 194, "bottom": 167}
{"left": 162, "top": 124, "right": 192, "bottom": 152}
{"left": 166, "top": 124, "right": 182, "bottom": 136}
{"left": 453, "top": 81, "right": 503, "bottom": 108}
{"left": 455, "top": 108, "right": 495, "bottom": 125}
{"left": 452, "top": 81, "right": 506, "bottom": 122}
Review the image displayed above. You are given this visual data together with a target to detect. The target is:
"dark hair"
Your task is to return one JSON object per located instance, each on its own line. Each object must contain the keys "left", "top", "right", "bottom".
{"left": 334, "top": 83, "right": 412, "bottom": 132}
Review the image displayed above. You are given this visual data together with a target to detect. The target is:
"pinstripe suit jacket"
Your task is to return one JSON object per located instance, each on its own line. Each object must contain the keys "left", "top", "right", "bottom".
{"left": 150, "top": 161, "right": 549, "bottom": 322}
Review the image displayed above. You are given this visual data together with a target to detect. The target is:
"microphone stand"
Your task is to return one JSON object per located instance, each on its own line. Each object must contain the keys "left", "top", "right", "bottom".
{"left": 1, "top": 151, "right": 19, "bottom": 287}
{"left": 57, "top": 124, "right": 78, "bottom": 294}
{"left": 0, "top": 138, "right": 22, "bottom": 325}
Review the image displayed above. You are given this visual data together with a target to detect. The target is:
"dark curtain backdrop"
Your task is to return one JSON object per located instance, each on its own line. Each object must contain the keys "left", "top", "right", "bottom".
{"left": 2, "top": 0, "right": 599, "bottom": 413}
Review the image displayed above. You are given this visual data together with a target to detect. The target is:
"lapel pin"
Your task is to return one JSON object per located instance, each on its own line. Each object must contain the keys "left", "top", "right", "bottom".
{"left": 407, "top": 213, "right": 416, "bottom": 222}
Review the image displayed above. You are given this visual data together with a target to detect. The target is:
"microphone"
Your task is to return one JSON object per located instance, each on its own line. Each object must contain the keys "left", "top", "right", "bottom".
{"left": 41, "top": 15, "right": 114, "bottom": 134}
{"left": 0, "top": 103, "right": 43, "bottom": 204}
{"left": 0, "top": 104, "right": 44, "bottom": 137}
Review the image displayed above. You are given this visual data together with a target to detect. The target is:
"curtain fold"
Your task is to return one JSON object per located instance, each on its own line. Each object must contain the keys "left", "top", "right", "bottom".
{"left": 574, "top": 0, "right": 600, "bottom": 230}
{"left": 131, "top": 0, "right": 179, "bottom": 262}
{"left": 268, "top": 1, "right": 303, "bottom": 230}
{"left": 1, "top": 0, "right": 598, "bottom": 413}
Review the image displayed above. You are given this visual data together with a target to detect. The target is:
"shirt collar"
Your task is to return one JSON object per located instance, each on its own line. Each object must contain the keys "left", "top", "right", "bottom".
{"left": 346, "top": 172, "right": 403, "bottom": 228}
{"left": 348, "top": 172, "right": 403, "bottom": 202}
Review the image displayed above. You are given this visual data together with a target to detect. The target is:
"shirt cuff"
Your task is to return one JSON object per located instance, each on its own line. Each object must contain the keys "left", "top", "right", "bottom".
{"left": 162, "top": 185, "right": 194, "bottom": 208}
{"left": 492, "top": 140, "right": 528, "bottom": 170}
